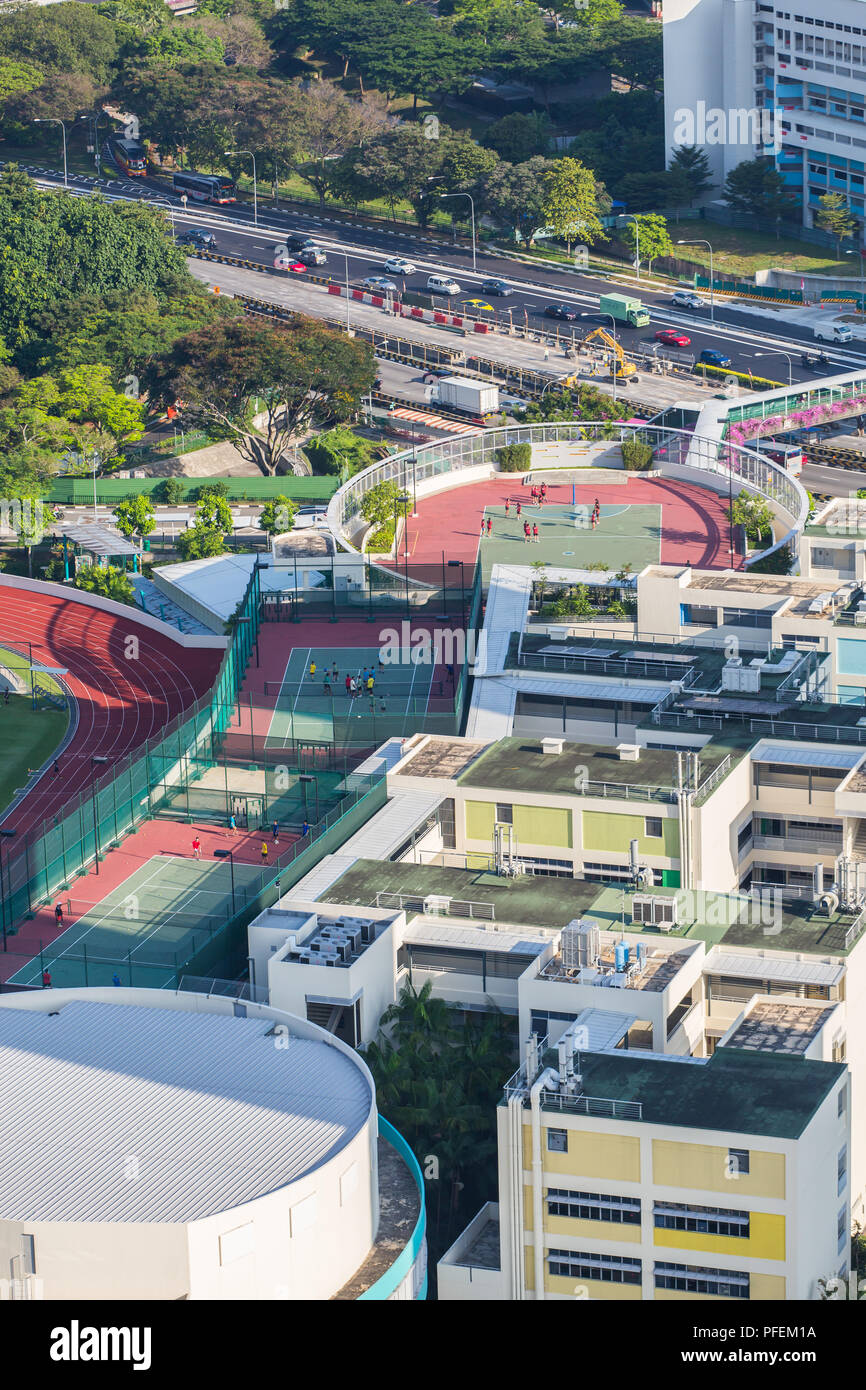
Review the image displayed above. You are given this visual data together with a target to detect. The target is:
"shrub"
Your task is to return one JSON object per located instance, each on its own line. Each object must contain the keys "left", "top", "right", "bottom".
{"left": 621, "top": 437, "right": 653, "bottom": 471}
{"left": 153, "top": 478, "right": 185, "bottom": 504}
{"left": 192, "top": 480, "right": 230, "bottom": 502}
{"left": 748, "top": 543, "right": 793, "bottom": 575}
{"left": 495, "top": 443, "right": 532, "bottom": 472}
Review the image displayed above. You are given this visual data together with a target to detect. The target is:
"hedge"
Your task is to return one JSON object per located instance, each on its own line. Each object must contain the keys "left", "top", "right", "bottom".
{"left": 496, "top": 443, "right": 532, "bottom": 472}
{"left": 693, "top": 364, "right": 783, "bottom": 390}
{"left": 621, "top": 438, "right": 653, "bottom": 471}
{"left": 47, "top": 476, "right": 338, "bottom": 505}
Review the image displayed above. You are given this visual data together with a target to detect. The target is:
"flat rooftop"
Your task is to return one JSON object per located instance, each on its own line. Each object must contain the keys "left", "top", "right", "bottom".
{"left": 317, "top": 862, "right": 864, "bottom": 954}
{"left": 686, "top": 573, "right": 833, "bottom": 598}
{"left": 455, "top": 735, "right": 749, "bottom": 798}
{"left": 724, "top": 1000, "right": 832, "bottom": 1055}
{"left": 540, "top": 939, "right": 691, "bottom": 992}
{"left": 396, "top": 736, "right": 489, "bottom": 779}
{"left": 542, "top": 1047, "right": 845, "bottom": 1139}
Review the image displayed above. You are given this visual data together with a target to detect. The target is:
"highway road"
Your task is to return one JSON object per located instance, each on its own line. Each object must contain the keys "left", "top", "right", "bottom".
{"left": 17, "top": 157, "right": 866, "bottom": 390}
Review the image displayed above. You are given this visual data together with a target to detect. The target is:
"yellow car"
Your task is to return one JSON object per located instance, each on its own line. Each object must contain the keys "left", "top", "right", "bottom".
{"left": 462, "top": 298, "right": 494, "bottom": 312}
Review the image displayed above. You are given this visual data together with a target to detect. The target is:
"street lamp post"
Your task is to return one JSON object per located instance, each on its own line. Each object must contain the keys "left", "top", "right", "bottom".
{"left": 90, "top": 756, "right": 109, "bottom": 875}
{"left": 437, "top": 192, "right": 477, "bottom": 272}
{"left": 151, "top": 199, "right": 176, "bottom": 240}
{"left": 748, "top": 351, "right": 794, "bottom": 386}
{"left": 599, "top": 312, "right": 620, "bottom": 405}
{"left": 845, "top": 248, "right": 866, "bottom": 314}
{"left": 621, "top": 214, "right": 641, "bottom": 281}
{"left": 78, "top": 113, "right": 102, "bottom": 179}
{"left": 0, "top": 828, "right": 17, "bottom": 952}
{"left": 677, "top": 239, "right": 715, "bottom": 322}
{"left": 35, "top": 118, "right": 68, "bottom": 187}
{"left": 344, "top": 251, "right": 352, "bottom": 332}
{"left": 224, "top": 148, "right": 257, "bottom": 225}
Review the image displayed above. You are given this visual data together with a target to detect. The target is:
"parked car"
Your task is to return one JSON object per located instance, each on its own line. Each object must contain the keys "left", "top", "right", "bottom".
{"left": 545, "top": 303, "right": 579, "bottom": 321}
{"left": 361, "top": 276, "right": 398, "bottom": 293}
{"left": 178, "top": 229, "right": 217, "bottom": 250}
{"left": 426, "top": 274, "right": 461, "bottom": 295}
{"left": 297, "top": 246, "right": 327, "bottom": 266}
{"left": 655, "top": 327, "right": 691, "bottom": 347}
{"left": 699, "top": 348, "right": 732, "bottom": 368}
{"left": 292, "top": 506, "right": 329, "bottom": 530}
{"left": 671, "top": 290, "right": 704, "bottom": 308}
{"left": 383, "top": 256, "right": 417, "bottom": 274}
{"left": 480, "top": 278, "right": 513, "bottom": 296}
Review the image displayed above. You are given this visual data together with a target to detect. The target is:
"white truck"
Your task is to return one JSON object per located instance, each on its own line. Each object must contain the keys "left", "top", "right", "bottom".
{"left": 435, "top": 377, "right": 500, "bottom": 416}
{"left": 814, "top": 322, "right": 853, "bottom": 343}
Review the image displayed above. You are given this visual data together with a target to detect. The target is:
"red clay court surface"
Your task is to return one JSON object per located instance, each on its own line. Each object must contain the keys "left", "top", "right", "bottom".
{"left": 1, "top": 815, "right": 294, "bottom": 984}
{"left": 397, "top": 476, "right": 743, "bottom": 571}
{"left": 0, "top": 587, "right": 223, "bottom": 836}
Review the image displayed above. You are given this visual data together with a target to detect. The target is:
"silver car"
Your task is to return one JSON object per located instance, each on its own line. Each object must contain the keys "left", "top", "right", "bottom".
{"left": 361, "top": 276, "right": 398, "bottom": 293}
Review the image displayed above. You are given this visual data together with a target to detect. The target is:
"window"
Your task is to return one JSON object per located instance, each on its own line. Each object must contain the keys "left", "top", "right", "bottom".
{"left": 838, "top": 1084, "right": 848, "bottom": 1116}
{"left": 655, "top": 1262, "right": 749, "bottom": 1298}
{"left": 681, "top": 603, "right": 718, "bottom": 627}
{"left": 737, "top": 819, "right": 753, "bottom": 853}
{"left": 839, "top": 1206, "right": 848, "bottom": 1253}
{"left": 644, "top": 816, "right": 663, "bottom": 839}
{"left": 495, "top": 803, "right": 513, "bottom": 825}
{"left": 654, "top": 1202, "right": 749, "bottom": 1238}
{"left": 547, "top": 1128, "right": 568, "bottom": 1153}
{"left": 549, "top": 1250, "right": 641, "bottom": 1284}
{"left": 728, "top": 1148, "right": 750, "bottom": 1176}
{"left": 839, "top": 1145, "right": 848, "bottom": 1194}
{"left": 547, "top": 1189, "right": 641, "bottom": 1224}
{"left": 721, "top": 607, "right": 774, "bottom": 629}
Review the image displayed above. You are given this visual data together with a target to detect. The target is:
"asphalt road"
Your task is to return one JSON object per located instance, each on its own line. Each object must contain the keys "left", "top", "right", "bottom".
{"left": 19, "top": 157, "right": 866, "bottom": 388}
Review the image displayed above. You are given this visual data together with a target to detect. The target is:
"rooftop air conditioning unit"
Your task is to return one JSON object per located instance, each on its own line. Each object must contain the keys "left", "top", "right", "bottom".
{"left": 424, "top": 894, "right": 452, "bottom": 915}
{"left": 617, "top": 744, "right": 641, "bottom": 761}
{"left": 541, "top": 737, "right": 565, "bottom": 755}
{"left": 632, "top": 894, "right": 678, "bottom": 930}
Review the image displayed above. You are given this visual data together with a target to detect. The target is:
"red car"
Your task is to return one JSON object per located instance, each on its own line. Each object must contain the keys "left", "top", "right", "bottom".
{"left": 655, "top": 327, "right": 691, "bottom": 347}
{"left": 287, "top": 261, "right": 307, "bottom": 274}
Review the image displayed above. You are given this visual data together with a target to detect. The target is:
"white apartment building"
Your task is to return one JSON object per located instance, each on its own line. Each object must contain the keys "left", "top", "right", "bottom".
{"left": 664, "top": 0, "right": 866, "bottom": 230}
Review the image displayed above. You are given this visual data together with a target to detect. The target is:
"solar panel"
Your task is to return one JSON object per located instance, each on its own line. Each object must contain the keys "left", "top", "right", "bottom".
{"left": 679, "top": 695, "right": 794, "bottom": 717}
{"left": 625, "top": 650, "right": 694, "bottom": 664}
{"left": 536, "top": 645, "right": 619, "bottom": 658}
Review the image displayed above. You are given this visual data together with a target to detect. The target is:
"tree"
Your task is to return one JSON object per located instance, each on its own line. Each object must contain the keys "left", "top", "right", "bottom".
{"left": 290, "top": 79, "right": 393, "bottom": 206}
{"left": 727, "top": 490, "right": 774, "bottom": 541}
{"left": 482, "top": 112, "right": 550, "bottom": 164}
{"left": 0, "top": 57, "right": 44, "bottom": 106}
{"left": 153, "top": 477, "right": 185, "bottom": 504}
{"left": 548, "top": 0, "right": 623, "bottom": 27}
{"left": 486, "top": 156, "right": 557, "bottom": 245}
{"left": 619, "top": 213, "right": 672, "bottom": 272}
{"left": 616, "top": 168, "right": 690, "bottom": 214}
{"left": 0, "top": 2, "right": 120, "bottom": 84}
{"left": 144, "top": 317, "right": 376, "bottom": 477}
{"left": 815, "top": 192, "right": 859, "bottom": 255}
{"left": 113, "top": 494, "right": 156, "bottom": 543}
{"left": 142, "top": 26, "right": 226, "bottom": 65}
{"left": 194, "top": 14, "right": 273, "bottom": 69}
{"left": 0, "top": 171, "right": 192, "bottom": 348}
{"left": 361, "top": 479, "right": 408, "bottom": 531}
{"left": 175, "top": 494, "right": 232, "bottom": 559}
{"left": 668, "top": 144, "right": 714, "bottom": 203}
{"left": 0, "top": 364, "right": 144, "bottom": 473}
{"left": 259, "top": 497, "right": 297, "bottom": 537}
{"left": 722, "top": 158, "right": 795, "bottom": 221}
{"left": 356, "top": 124, "right": 445, "bottom": 224}
{"left": 73, "top": 564, "right": 135, "bottom": 604}
{"left": 541, "top": 156, "right": 605, "bottom": 253}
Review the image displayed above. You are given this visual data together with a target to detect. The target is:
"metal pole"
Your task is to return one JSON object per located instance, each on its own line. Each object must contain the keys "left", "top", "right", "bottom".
{"left": 345, "top": 252, "right": 351, "bottom": 331}
{"left": 0, "top": 841, "right": 6, "bottom": 951}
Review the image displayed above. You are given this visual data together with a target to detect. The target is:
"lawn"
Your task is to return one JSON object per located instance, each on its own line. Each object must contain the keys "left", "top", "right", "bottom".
{"left": 662, "top": 221, "right": 857, "bottom": 279}
{"left": 0, "top": 695, "right": 69, "bottom": 816}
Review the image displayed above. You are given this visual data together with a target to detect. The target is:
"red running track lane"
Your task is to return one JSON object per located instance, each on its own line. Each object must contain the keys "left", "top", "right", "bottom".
{"left": 397, "top": 476, "right": 743, "bottom": 571}
{"left": 0, "top": 588, "right": 223, "bottom": 837}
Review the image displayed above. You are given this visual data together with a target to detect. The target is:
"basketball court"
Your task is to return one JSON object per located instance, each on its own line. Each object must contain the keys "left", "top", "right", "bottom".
{"left": 477, "top": 501, "right": 662, "bottom": 581}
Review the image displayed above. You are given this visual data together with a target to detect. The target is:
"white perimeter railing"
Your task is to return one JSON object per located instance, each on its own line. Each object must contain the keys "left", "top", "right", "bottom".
{"left": 326, "top": 423, "right": 809, "bottom": 571}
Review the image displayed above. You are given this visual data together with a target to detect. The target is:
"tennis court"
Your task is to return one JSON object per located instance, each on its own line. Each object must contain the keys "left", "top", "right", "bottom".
{"left": 8, "top": 854, "right": 264, "bottom": 990}
{"left": 478, "top": 501, "right": 662, "bottom": 580}
{"left": 264, "top": 643, "right": 453, "bottom": 747}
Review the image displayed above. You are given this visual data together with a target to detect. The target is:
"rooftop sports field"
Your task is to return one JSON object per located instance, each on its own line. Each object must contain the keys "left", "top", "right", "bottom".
{"left": 477, "top": 500, "right": 661, "bottom": 580}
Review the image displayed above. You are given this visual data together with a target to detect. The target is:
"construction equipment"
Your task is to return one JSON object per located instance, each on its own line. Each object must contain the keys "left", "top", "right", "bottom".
{"left": 583, "top": 327, "right": 638, "bottom": 379}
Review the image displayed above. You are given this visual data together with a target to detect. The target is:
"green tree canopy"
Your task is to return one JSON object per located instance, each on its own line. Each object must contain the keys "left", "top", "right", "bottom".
{"left": 144, "top": 316, "right": 376, "bottom": 476}
{"left": 113, "top": 494, "right": 156, "bottom": 541}
{"left": 258, "top": 497, "right": 297, "bottom": 536}
{"left": 722, "top": 158, "right": 795, "bottom": 221}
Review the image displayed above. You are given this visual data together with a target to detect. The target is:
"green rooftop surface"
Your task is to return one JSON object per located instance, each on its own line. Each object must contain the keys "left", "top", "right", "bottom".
{"left": 455, "top": 734, "right": 752, "bottom": 798}
{"left": 555, "top": 1047, "right": 845, "bottom": 1140}
{"left": 319, "top": 862, "right": 862, "bottom": 954}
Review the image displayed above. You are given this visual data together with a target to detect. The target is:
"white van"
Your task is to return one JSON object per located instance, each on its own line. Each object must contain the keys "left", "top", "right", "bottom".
{"left": 427, "top": 273, "right": 461, "bottom": 295}
{"left": 815, "top": 323, "right": 853, "bottom": 343}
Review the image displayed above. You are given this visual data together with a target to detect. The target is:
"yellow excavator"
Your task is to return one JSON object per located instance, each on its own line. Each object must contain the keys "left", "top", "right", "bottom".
{"left": 582, "top": 326, "right": 638, "bottom": 379}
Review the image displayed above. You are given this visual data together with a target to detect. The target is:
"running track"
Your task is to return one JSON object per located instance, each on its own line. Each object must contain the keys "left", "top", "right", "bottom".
{"left": 0, "top": 587, "right": 224, "bottom": 837}
{"left": 399, "top": 476, "right": 742, "bottom": 571}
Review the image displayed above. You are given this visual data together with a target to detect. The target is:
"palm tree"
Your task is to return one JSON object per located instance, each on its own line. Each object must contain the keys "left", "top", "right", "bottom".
{"left": 530, "top": 559, "right": 549, "bottom": 610}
